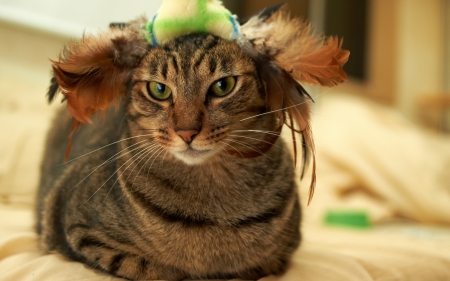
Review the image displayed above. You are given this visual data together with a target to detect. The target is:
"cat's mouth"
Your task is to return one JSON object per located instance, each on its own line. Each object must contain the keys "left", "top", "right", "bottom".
{"left": 173, "top": 147, "right": 214, "bottom": 165}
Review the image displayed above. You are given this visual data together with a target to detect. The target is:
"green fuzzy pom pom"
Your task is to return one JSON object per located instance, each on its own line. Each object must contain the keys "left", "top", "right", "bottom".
{"left": 146, "top": 0, "right": 240, "bottom": 45}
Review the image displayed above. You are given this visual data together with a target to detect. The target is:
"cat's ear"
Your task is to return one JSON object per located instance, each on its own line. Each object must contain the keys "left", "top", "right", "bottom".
{"left": 49, "top": 25, "right": 149, "bottom": 124}
{"left": 238, "top": 5, "right": 350, "bottom": 204}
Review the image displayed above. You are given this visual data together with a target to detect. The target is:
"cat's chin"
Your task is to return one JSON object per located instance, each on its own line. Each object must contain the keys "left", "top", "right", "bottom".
{"left": 172, "top": 147, "right": 215, "bottom": 165}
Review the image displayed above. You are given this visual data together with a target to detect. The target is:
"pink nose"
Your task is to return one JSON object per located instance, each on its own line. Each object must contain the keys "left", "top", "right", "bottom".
{"left": 176, "top": 130, "right": 199, "bottom": 143}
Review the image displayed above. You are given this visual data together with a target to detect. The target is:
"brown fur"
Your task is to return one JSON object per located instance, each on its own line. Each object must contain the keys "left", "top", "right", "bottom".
{"left": 37, "top": 7, "right": 348, "bottom": 280}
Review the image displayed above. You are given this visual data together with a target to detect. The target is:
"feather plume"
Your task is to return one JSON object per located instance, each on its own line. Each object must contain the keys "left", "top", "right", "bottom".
{"left": 259, "top": 64, "right": 316, "bottom": 204}
{"left": 50, "top": 25, "right": 149, "bottom": 159}
{"left": 283, "top": 87, "right": 316, "bottom": 205}
{"left": 240, "top": 8, "right": 349, "bottom": 87}
{"left": 239, "top": 6, "right": 349, "bottom": 204}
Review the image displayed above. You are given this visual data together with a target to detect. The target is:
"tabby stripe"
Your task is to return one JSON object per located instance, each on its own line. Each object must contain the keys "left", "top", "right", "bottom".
{"left": 129, "top": 186, "right": 288, "bottom": 227}
{"left": 193, "top": 52, "right": 206, "bottom": 69}
{"left": 140, "top": 257, "right": 148, "bottom": 273}
{"left": 78, "top": 236, "right": 113, "bottom": 251}
{"left": 202, "top": 35, "right": 220, "bottom": 51}
{"left": 193, "top": 36, "right": 219, "bottom": 69}
{"left": 208, "top": 58, "right": 217, "bottom": 74}
{"left": 66, "top": 223, "right": 89, "bottom": 235}
{"left": 219, "top": 56, "right": 232, "bottom": 73}
{"left": 149, "top": 61, "right": 159, "bottom": 76}
{"left": 162, "top": 45, "right": 173, "bottom": 52}
{"left": 170, "top": 55, "right": 179, "bottom": 74}
{"left": 129, "top": 188, "right": 215, "bottom": 227}
{"left": 109, "top": 253, "right": 126, "bottom": 274}
{"left": 234, "top": 208, "right": 281, "bottom": 227}
{"left": 161, "top": 62, "right": 168, "bottom": 80}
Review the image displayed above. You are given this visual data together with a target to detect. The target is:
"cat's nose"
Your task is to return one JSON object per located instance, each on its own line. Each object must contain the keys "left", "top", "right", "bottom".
{"left": 176, "top": 130, "right": 199, "bottom": 144}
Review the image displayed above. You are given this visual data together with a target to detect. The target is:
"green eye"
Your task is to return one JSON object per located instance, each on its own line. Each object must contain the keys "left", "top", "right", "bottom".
{"left": 147, "top": 81, "right": 172, "bottom": 100}
{"left": 210, "top": 76, "right": 236, "bottom": 97}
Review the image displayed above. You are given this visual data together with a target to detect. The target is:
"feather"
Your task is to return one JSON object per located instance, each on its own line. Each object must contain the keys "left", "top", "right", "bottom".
{"left": 284, "top": 91, "right": 316, "bottom": 205}
{"left": 47, "top": 76, "right": 59, "bottom": 103}
{"left": 240, "top": 3, "right": 286, "bottom": 25}
{"left": 260, "top": 63, "right": 284, "bottom": 125}
{"left": 260, "top": 64, "right": 316, "bottom": 204}
{"left": 50, "top": 24, "right": 149, "bottom": 159}
{"left": 239, "top": 7, "right": 349, "bottom": 204}
{"left": 241, "top": 9, "right": 350, "bottom": 87}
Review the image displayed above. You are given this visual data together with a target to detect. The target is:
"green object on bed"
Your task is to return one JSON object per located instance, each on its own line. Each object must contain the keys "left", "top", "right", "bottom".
{"left": 324, "top": 210, "right": 371, "bottom": 229}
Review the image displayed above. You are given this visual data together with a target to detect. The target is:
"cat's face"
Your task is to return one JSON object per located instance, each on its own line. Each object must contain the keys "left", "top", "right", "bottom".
{"left": 128, "top": 34, "right": 278, "bottom": 165}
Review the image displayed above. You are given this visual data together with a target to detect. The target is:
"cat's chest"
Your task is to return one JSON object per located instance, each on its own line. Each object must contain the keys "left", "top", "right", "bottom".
{"left": 123, "top": 184, "right": 298, "bottom": 275}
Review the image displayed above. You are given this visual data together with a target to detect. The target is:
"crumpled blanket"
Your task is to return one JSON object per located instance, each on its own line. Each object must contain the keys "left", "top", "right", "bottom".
{"left": 1, "top": 85, "right": 450, "bottom": 280}
{"left": 303, "top": 93, "right": 450, "bottom": 225}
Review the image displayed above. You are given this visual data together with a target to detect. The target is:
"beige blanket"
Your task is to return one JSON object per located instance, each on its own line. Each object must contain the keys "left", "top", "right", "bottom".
{"left": 1, "top": 207, "right": 450, "bottom": 281}
{"left": 1, "top": 71, "right": 450, "bottom": 280}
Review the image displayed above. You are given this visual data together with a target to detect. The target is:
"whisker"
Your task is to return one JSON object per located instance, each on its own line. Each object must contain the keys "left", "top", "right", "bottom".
{"left": 129, "top": 145, "right": 163, "bottom": 190}
{"left": 226, "top": 139, "right": 273, "bottom": 160}
{"left": 119, "top": 112, "right": 129, "bottom": 132}
{"left": 83, "top": 142, "right": 153, "bottom": 205}
{"left": 238, "top": 101, "right": 306, "bottom": 123}
{"left": 72, "top": 141, "right": 151, "bottom": 191}
{"left": 123, "top": 143, "right": 159, "bottom": 184}
{"left": 159, "top": 149, "right": 169, "bottom": 172}
{"left": 237, "top": 88, "right": 331, "bottom": 124}
{"left": 145, "top": 147, "right": 166, "bottom": 188}
{"left": 103, "top": 144, "right": 158, "bottom": 202}
{"left": 228, "top": 134, "right": 284, "bottom": 151}
{"left": 59, "top": 133, "right": 156, "bottom": 166}
{"left": 219, "top": 141, "right": 244, "bottom": 158}
{"left": 211, "top": 141, "right": 233, "bottom": 159}
{"left": 82, "top": 139, "right": 150, "bottom": 173}
{"left": 238, "top": 130, "right": 325, "bottom": 158}
{"left": 148, "top": 147, "right": 165, "bottom": 172}
{"left": 233, "top": 129, "right": 281, "bottom": 137}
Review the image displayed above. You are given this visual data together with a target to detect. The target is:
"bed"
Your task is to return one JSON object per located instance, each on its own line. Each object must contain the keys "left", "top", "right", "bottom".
{"left": 1, "top": 66, "right": 450, "bottom": 281}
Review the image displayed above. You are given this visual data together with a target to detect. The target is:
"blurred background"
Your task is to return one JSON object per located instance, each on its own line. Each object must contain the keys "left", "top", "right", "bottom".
{"left": 0, "top": 0, "right": 449, "bottom": 218}
{"left": 229, "top": 0, "right": 450, "bottom": 132}
{"left": 1, "top": 0, "right": 449, "bottom": 132}
{"left": 1, "top": 3, "right": 450, "bottom": 279}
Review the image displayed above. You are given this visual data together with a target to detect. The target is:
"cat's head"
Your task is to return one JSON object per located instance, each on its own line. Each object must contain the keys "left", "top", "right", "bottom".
{"left": 128, "top": 32, "right": 280, "bottom": 165}
{"left": 48, "top": 6, "right": 349, "bottom": 202}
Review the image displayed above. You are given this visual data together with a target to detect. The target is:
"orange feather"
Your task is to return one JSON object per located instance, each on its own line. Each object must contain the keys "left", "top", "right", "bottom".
{"left": 240, "top": 7, "right": 349, "bottom": 204}
{"left": 50, "top": 27, "right": 149, "bottom": 160}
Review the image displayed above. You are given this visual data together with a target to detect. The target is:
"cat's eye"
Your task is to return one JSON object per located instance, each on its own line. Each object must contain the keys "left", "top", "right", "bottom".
{"left": 209, "top": 76, "right": 236, "bottom": 97}
{"left": 147, "top": 81, "right": 172, "bottom": 100}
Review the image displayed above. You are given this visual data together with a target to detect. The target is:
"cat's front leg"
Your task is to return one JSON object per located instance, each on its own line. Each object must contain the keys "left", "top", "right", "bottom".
{"left": 66, "top": 232, "right": 185, "bottom": 280}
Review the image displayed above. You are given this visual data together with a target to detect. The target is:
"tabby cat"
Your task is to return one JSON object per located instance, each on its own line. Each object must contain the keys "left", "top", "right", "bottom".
{"left": 36, "top": 5, "right": 348, "bottom": 281}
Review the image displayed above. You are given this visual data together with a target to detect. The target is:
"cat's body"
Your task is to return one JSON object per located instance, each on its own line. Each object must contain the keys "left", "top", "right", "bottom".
{"left": 38, "top": 107, "right": 300, "bottom": 280}
{"left": 37, "top": 33, "right": 300, "bottom": 280}
{"left": 36, "top": 5, "right": 348, "bottom": 280}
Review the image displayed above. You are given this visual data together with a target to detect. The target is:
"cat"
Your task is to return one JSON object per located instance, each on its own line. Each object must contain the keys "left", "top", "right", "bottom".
{"left": 36, "top": 5, "right": 348, "bottom": 281}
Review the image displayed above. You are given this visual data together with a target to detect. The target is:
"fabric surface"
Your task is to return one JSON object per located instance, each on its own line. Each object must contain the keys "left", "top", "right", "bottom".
{"left": 1, "top": 88, "right": 450, "bottom": 280}
{"left": 1, "top": 206, "right": 450, "bottom": 281}
{"left": 305, "top": 94, "right": 450, "bottom": 225}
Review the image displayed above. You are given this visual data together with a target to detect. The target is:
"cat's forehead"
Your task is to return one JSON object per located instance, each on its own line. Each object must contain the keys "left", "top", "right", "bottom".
{"left": 160, "top": 33, "right": 242, "bottom": 58}
{"left": 136, "top": 33, "right": 254, "bottom": 80}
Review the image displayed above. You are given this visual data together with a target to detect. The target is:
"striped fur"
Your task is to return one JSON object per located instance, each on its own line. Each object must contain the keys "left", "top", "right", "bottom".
{"left": 37, "top": 32, "right": 303, "bottom": 280}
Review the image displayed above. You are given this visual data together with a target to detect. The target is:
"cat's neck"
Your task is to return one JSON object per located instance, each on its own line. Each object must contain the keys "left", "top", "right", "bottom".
{"left": 116, "top": 136, "right": 295, "bottom": 226}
